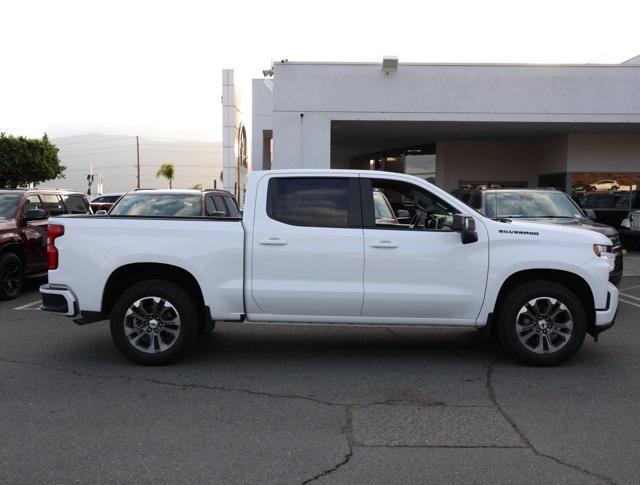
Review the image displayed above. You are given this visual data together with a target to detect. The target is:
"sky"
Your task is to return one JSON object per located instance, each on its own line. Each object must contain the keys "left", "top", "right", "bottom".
{"left": 2, "top": 0, "right": 639, "bottom": 142}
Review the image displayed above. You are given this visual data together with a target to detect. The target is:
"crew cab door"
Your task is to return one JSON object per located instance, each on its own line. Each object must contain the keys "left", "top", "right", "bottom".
{"left": 361, "top": 177, "right": 488, "bottom": 323}
{"left": 249, "top": 176, "right": 364, "bottom": 317}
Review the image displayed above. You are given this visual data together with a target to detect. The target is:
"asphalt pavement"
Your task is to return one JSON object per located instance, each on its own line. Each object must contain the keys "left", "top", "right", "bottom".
{"left": 0, "top": 276, "right": 639, "bottom": 485}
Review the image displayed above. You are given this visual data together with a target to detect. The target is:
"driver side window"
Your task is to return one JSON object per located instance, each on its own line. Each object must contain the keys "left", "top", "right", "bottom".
{"left": 366, "top": 178, "right": 458, "bottom": 231}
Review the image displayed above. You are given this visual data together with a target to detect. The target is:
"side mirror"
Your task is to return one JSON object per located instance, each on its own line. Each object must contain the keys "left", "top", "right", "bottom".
{"left": 23, "top": 208, "right": 47, "bottom": 222}
{"left": 584, "top": 209, "right": 596, "bottom": 220}
{"left": 452, "top": 214, "right": 478, "bottom": 244}
{"left": 95, "top": 210, "right": 107, "bottom": 215}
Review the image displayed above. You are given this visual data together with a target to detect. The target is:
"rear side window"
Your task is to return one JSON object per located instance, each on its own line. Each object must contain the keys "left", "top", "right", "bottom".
{"left": 40, "top": 194, "right": 65, "bottom": 215}
{"left": 63, "top": 194, "right": 90, "bottom": 214}
{"left": 268, "top": 178, "right": 350, "bottom": 228}
{"left": 223, "top": 196, "right": 240, "bottom": 217}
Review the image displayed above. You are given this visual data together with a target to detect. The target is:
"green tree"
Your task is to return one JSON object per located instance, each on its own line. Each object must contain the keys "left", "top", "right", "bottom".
{"left": 0, "top": 133, "right": 65, "bottom": 188}
{"left": 192, "top": 183, "right": 203, "bottom": 190}
{"left": 156, "top": 162, "right": 176, "bottom": 189}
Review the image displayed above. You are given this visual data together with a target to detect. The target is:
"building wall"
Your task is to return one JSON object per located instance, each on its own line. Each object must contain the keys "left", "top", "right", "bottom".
{"left": 253, "top": 61, "right": 640, "bottom": 182}
{"left": 438, "top": 139, "right": 542, "bottom": 190}
{"left": 272, "top": 62, "right": 640, "bottom": 124}
{"left": 262, "top": 62, "right": 640, "bottom": 169}
{"left": 567, "top": 133, "right": 640, "bottom": 172}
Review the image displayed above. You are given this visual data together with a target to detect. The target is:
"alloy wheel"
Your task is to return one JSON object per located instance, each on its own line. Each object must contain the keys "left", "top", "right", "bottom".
{"left": 124, "top": 297, "right": 182, "bottom": 353}
{"left": 515, "top": 297, "right": 573, "bottom": 354}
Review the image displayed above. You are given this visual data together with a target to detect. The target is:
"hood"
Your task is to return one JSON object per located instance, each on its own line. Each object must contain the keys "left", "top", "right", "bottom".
{"left": 484, "top": 217, "right": 611, "bottom": 246}
{"left": 504, "top": 217, "right": 617, "bottom": 237}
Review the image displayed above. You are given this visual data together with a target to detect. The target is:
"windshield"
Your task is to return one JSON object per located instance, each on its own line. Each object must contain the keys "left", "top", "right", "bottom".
{"left": 110, "top": 194, "right": 202, "bottom": 217}
{"left": 0, "top": 194, "right": 21, "bottom": 219}
{"left": 485, "top": 191, "right": 584, "bottom": 219}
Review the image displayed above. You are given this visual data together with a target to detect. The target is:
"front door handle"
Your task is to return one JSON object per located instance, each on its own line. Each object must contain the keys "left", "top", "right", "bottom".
{"left": 259, "top": 236, "right": 287, "bottom": 246}
{"left": 370, "top": 240, "right": 398, "bottom": 249}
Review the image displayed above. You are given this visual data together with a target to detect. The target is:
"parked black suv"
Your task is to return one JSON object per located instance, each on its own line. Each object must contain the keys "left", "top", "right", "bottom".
{"left": 452, "top": 187, "right": 623, "bottom": 286}
{"left": 577, "top": 190, "right": 640, "bottom": 229}
{"left": 0, "top": 189, "right": 91, "bottom": 300}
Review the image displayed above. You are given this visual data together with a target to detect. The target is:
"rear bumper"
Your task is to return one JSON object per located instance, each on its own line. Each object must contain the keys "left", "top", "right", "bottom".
{"left": 40, "top": 284, "right": 79, "bottom": 317}
{"left": 594, "top": 282, "right": 619, "bottom": 331}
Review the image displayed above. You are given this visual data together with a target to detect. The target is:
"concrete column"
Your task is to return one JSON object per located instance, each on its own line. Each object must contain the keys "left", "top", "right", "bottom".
{"left": 222, "top": 69, "right": 238, "bottom": 193}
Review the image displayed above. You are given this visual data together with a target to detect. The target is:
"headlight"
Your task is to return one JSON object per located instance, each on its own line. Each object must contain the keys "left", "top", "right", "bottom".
{"left": 593, "top": 244, "right": 613, "bottom": 257}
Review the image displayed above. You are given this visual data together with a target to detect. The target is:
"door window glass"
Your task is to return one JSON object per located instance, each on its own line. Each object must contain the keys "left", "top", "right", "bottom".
{"left": 367, "top": 179, "right": 457, "bottom": 230}
{"left": 63, "top": 194, "right": 90, "bottom": 214}
{"left": 268, "top": 178, "right": 349, "bottom": 228}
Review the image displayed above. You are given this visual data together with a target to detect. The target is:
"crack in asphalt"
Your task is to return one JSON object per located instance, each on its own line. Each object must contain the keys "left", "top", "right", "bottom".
{"left": 0, "top": 356, "right": 488, "bottom": 410}
{"left": 301, "top": 405, "right": 354, "bottom": 484}
{"left": 0, "top": 356, "right": 346, "bottom": 407}
{"left": 0, "top": 355, "right": 620, "bottom": 484}
{"left": 485, "top": 358, "right": 617, "bottom": 485}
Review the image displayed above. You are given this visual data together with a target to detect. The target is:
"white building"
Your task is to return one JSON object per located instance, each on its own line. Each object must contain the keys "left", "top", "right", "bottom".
{"left": 248, "top": 56, "right": 640, "bottom": 192}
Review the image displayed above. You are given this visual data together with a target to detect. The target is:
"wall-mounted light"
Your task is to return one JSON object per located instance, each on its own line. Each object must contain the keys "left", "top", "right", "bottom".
{"left": 381, "top": 56, "right": 398, "bottom": 76}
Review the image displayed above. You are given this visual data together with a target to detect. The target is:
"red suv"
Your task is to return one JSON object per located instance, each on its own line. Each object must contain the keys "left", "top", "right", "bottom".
{"left": 0, "top": 189, "right": 91, "bottom": 300}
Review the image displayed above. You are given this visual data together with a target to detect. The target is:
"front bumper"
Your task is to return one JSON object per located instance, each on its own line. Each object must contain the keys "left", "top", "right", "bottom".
{"left": 40, "top": 284, "right": 79, "bottom": 317}
{"left": 593, "top": 282, "right": 619, "bottom": 334}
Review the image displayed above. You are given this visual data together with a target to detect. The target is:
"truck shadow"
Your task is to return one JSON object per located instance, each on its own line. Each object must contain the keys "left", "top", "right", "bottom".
{"left": 187, "top": 324, "right": 500, "bottom": 365}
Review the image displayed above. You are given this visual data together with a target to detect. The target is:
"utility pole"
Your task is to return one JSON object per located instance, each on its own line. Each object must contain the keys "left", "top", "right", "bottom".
{"left": 136, "top": 135, "right": 141, "bottom": 189}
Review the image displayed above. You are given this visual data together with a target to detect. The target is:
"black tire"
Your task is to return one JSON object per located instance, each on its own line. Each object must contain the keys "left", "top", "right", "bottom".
{"left": 496, "top": 280, "right": 587, "bottom": 366}
{"left": 0, "top": 252, "right": 24, "bottom": 301}
{"left": 110, "top": 279, "right": 199, "bottom": 365}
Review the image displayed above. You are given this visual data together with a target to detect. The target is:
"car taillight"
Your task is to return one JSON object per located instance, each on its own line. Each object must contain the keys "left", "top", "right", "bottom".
{"left": 47, "top": 224, "right": 65, "bottom": 270}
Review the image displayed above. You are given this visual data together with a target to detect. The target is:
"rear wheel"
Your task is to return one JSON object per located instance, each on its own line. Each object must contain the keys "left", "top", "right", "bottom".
{"left": 0, "top": 252, "right": 24, "bottom": 301}
{"left": 496, "top": 281, "right": 587, "bottom": 366}
{"left": 110, "top": 280, "right": 199, "bottom": 365}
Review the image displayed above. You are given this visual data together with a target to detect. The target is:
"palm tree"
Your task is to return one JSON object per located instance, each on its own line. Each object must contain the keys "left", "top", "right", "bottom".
{"left": 156, "top": 163, "right": 175, "bottom": 189}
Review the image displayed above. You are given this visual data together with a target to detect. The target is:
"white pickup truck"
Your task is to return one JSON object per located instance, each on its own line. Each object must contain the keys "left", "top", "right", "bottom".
{"left": 40, "top": 170, "right": 619, "bottom": 366}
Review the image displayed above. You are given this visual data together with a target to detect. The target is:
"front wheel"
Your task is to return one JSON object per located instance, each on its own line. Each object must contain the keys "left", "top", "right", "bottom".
{"left": 496, "top": 281, "right": 587, "bottom": 366}
{"left": 0, "top": 252, "right": 24, "bottom": 301}
{"left": 110, "top": 280, "right": 199, "bottom": 365}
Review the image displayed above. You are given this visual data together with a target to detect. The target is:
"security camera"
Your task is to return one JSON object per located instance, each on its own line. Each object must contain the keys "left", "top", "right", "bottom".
{"left": 262, "top": 69, "right": 274, "bottom": 77}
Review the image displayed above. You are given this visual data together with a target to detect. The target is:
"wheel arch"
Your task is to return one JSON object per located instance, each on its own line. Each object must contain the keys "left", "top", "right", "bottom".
{"left": 491, "top": 269, "right": 595, "bottom": 334}
{"left": 0, "top": 242, "right": 25, "bottom": 265}
{"left": 102, "top": 263, "right": 206, "bottom": 316}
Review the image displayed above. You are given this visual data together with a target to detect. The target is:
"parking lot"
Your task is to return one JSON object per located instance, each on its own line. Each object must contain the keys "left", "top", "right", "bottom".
{"left": 0, "top": 272, "right": 639, "bottom": 485}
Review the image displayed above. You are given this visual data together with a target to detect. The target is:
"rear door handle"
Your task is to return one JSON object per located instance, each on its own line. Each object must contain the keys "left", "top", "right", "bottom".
{"left": 370, "top": 240, "right": 398, "bottom": 249}
{"left": 259, "top": 236, "right": 287, "bottom": 246}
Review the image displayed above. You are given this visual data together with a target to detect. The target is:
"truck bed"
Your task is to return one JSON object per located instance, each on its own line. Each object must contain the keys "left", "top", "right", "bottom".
{"left": 48, "top": 215, "right": 245, "bottom": 320}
